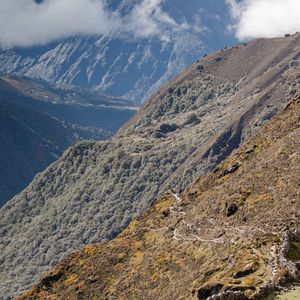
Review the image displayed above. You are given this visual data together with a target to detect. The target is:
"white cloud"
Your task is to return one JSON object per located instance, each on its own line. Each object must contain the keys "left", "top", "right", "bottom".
{"left": 226, "top": 0, "right": 300, "bottom": 40}
{"left": 0, "top": 0, "right": 119, "bottom": 49}
{"left": 122, "top": 0, "right": 177, "bottom": 41}
{"left": 0, "top": 0, "right": 181, "bottom": 49}
{"left": 192, "top": 10, "right": 210, "bottom": 35}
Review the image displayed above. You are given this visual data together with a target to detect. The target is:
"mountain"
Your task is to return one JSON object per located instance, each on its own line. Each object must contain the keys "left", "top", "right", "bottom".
{"left": 0, "top": 0, "right": 238, "bottom": 103}
{"left": 1, "top": 33, "right": 300, "bottom": 299}
{"left": 0, "top": 75, "right": 139, "bottom": 207}
{"left": 17, "top": 90, "right": 300, "bottom": 300}
{"left": 0, "top": 99, "right": 108, "bottom": 208}
{"left": 0, "top": 75, "right": 140, "bottom": 133}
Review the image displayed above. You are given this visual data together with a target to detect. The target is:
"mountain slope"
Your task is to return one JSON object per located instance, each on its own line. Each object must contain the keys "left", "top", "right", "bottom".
{"left": 1, "top": 34, "right": 300, "bottom": 299}
{"left": 0, "top": 75, "right": 139, "bottom": 207}
{"left": 0, "top": 98, "right": 112, "bottom": 207}
{"left": 18, "top": 91, "right": 300, "bottom": 300}
{"left": 0, "top": 0, "right": 237, "bottom": 103}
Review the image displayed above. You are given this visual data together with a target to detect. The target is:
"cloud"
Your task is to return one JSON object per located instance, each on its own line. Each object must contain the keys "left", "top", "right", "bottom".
{"left": 121, "top": 0, "right": 178, "bottom": 42}
{"left": 226, "top": 0, "right": 300, "bottom": 40}
{"left": 0, "top": 0, "right": 181, "bottom": 49}
{"left": 0, "top": 0, "right": 119, "bottom": 49}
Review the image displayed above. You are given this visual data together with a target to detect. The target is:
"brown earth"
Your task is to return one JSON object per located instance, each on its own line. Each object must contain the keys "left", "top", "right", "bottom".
{"left": 18, "top": 93, "right": 300, "bottom": 299}
{"left": 2, "top": 33, "right": 300, "bottom": 299}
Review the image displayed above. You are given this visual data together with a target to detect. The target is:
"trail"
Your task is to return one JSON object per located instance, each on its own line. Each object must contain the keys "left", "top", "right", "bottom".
{"left": 168, "top": 191, "right": 225, "bottom": 243}
{"left": 167, "top": 190, "right": 279, "bottom": 245}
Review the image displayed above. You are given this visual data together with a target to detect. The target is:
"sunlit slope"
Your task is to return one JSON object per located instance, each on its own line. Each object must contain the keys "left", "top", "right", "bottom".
{"left": 1, "top": 33, "right": 300, "bottom": 298}
{"left": 19, "top": 92, "right": 300, "bottom": 299}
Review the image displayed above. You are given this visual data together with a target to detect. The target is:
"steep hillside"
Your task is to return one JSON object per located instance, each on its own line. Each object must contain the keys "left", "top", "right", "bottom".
{"left": 1, "top": 34, "right": 300, "bottom": 298}
{"left": 0, "top": 99, "right": 111, "bottom": 207}
{"left": 0, "top": 75, "right": 139, "bottom": 207}
{"left": 0, "top": 0, "right": 237, "bottom": 103}
{"left": 18, "top": 91, "right": 300, "bottom": 299}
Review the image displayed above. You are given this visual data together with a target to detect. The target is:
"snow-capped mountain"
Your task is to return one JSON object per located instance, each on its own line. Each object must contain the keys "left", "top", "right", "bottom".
{"left": 0, "top": 0, "right": 238, "bottom": 103}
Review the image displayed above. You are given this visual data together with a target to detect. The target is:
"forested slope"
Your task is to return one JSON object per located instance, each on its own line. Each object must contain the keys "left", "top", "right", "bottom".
{"left": 1, "top": 33, "right": 300, "bottom": 298}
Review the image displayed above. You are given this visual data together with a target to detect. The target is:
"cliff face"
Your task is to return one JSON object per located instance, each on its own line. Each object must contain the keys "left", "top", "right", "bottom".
{"left": 1, "top": 34, "right": 300, "bottom": 299}
{"left": 0, "top": 0, "right": 237, "bottom": 103}
{"left": 18, "top": 91, "right": 300, "bottom": 300}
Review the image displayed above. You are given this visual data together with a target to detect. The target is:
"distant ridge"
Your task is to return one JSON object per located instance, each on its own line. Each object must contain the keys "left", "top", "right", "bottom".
{"left": 0, "top": 0, "right": 237, "bottom": 103}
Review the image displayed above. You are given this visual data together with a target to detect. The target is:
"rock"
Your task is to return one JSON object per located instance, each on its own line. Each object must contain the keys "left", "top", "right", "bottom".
{"left": 233, "top": 262, "right": 256, "bottom": 278}
{"left": 197, "top": 283, "right": 224, "bottom": 300}
{"left": 245, "top": 145, "right": 257, "bottom": 154}
{"left": 208, "top": 291, "right": 248, "bottom": 300}
{"left": 226, "top": 203, "right": 238, "bottom": 217}
{"left": 161, "top": 209, "right": 170, "bottom": 218}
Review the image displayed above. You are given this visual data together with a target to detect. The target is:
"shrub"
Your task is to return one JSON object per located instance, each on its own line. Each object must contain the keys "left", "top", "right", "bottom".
{"left": 152, "top": 131, "right": 165, "bottom": 138}
{"left": 184, "top": 113, "right": 200, "bottom": 125}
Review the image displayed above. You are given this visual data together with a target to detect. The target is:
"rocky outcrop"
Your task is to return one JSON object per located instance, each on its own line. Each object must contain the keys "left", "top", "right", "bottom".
{"left": 279, "top": 230, "right": 300, "bottom": 280}
{"left": 197, "top": 283, "right": 224, "bottom": 300}
{"left": 207, "top": 291, "right": 248, "bottom": 300}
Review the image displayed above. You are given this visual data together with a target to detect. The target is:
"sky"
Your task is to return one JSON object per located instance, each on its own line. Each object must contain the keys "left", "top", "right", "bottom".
{"left": 226, "top": 0, "right": 300, "bottom": 40}
{"left": 0, "top": 0, "right": 300, "bottom": 49}
{"left": 0, "top": 0, "right": 182, "bottom": 49}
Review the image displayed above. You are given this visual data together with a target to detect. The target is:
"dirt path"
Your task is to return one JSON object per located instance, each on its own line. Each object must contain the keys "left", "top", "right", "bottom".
{"left": 167, "top": 190, "right": 279, "bottom": 245}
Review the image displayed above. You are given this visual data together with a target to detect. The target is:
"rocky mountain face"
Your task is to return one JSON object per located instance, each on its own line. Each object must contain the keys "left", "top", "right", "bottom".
{"left": 18, "top": 90, "right": 300, "bottom": 300}
{"left": 0, "top": 75, "right": 138, "bottom": 207}
{"left": 1, "top": 33, "right": 300, "bottom": 299}
{"left": 0, "top": 0, "right": 237, "bottom": 103}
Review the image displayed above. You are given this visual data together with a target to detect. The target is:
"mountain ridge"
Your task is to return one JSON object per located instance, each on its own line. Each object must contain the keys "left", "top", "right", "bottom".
{"left": 1, "top": 33, "right": 300, "bottom": 298}
{"left": 17, "top": 90, "right": 300, "bottom": 299}
{"left": 0, "top": 0, "right": 237, "bottom": 103}
{"left": 119, "top": 33, "right": 300, "bottom": 133}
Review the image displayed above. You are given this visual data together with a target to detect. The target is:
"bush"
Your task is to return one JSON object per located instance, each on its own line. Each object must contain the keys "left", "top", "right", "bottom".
{"left": 152, "top": 131, "right": 165, "bottom": 138}
{"left": 158, "top": 123, "right": 178, "bottom": 134}
{"left": 184, "top": 113, "right": 200, "bottom": 125}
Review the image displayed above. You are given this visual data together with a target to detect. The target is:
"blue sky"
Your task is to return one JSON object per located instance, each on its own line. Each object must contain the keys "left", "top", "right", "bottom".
{"left": 0, "top": 0, "right": 299, "bottom": 49}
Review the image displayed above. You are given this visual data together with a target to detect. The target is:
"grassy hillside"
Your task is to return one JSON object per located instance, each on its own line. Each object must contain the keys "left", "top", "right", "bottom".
{"left": 18, "top": 91, "right": 300, "bottom": 300}
{"left": 1, "top": 33, "right": 300, "bottom": 298}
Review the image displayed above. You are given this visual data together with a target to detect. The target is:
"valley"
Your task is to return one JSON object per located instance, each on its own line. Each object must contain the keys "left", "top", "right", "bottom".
{"left": 0, "top": 75, "right": 139, "bottom": 207}
{"left": 0, "top": 33, "right": 300, "bottom": 299}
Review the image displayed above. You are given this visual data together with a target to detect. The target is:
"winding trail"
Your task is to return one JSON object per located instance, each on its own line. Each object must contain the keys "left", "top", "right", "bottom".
{"left": 168, "top": 190, "right": 225, "bottom": 243}
{"left": 167, "top": 190, "right": 280, "bottom": 245}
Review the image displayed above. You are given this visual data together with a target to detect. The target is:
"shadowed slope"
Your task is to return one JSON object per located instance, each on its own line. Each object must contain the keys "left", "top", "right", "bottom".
{"left": 0, "top": 74, "right": 139, "bottom": 206}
